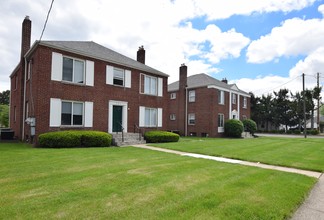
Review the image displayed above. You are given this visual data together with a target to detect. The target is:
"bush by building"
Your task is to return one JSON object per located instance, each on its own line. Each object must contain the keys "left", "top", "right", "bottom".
{"left": 224, "top": 119, "right": 244, "bottom": 138}
{"left": 144, "top": 131, "right": 180, "bottom": 143}
{"left": 38, "top": 130, "right": 112, "bottom": 148}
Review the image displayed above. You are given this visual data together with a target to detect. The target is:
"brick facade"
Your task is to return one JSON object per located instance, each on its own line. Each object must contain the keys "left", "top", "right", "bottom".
{"left": 168, "top": 65, "right": 251, "bottom": 137}
{"left": 10, "top": 17, "right": 168, "bottom": 143}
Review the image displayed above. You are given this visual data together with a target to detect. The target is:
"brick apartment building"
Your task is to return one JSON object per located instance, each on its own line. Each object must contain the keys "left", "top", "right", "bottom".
{"left": 10, "top": 16, "right": 168, "bottom": 143}
{"left": 168, "top": 64, "right": 251, "bottom": 137}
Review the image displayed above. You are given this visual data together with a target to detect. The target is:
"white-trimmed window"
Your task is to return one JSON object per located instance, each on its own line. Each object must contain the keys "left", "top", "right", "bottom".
{"left": 27, "top": 61, "right": 32, "bottom": 80}
{"left": 106, "top": 65, "right": 131, "bottom": 88}
{"left": 243, "top": 97, "right": 247, "bottom": 108}
{"left": 188, "top": 113, "right": 195, "bottom": 125}
{"left": 61, "top": 101, "right": 84, "bottom": 126}
{"left": 145, "top": 108, "right": 157, "bottom": 127}
{"left": 232, "top": 93, "right": 237, "bottom": 104}
{"left": 139, "top": 106, "right": 162, "bottom": 127}
{"left": 50, "top": 98, "right": 93, "bottom": 127}
{"left": 218, "top": 114, "right": 224, "bottom": 128}
{"left": 63, "top": 57, "right": 85, "bottom": 84}
{"left": 170, "top": 93, "right": 176, "bottom": 99}
{"left": 170, "top": 114, "right": 176, "bottom": 120}
{"left": 113, "top": 67, "right": 124, "bottom": 86}
{"left": 189, "top": 90, "right": 195, "bottom": 102}
{"left": 51, "top": 52, "right": 94, "bottom": 86}
{"left": 218, "top": 90, "right": 224, "bottom": 104}
{"left": 144, "top": 75, "right": 157, "bottom": 95}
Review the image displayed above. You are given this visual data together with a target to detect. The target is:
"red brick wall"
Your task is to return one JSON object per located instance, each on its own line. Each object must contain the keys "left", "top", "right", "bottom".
{"left": 167, "top": 87, "right": 250, "bottom": 137}
{"left": 17, "top": 45, "right": 168, "bottom": 142}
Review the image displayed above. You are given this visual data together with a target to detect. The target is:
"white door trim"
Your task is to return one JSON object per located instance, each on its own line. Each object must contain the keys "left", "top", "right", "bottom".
{"left": 108, "top": 100, "right": 128, "bottom": 133}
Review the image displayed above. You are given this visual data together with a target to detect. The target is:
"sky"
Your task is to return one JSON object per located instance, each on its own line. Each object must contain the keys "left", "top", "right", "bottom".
{"left": 1, "top": 0, "right": 324, "bottom": 98}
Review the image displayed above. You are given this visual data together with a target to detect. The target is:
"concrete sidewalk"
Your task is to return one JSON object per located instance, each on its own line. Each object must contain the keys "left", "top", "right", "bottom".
{"left": 131, "top": 144, "right": 324, "bottom": 219}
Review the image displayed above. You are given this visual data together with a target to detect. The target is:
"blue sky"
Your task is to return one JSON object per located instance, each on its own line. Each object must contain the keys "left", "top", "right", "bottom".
{"left": 1, "top": 0, "right": 324, "bottom": 97}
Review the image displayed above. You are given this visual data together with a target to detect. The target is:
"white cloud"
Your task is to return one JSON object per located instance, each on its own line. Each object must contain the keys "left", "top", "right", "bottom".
{"left": 0, "top": 0, "right": 320, "bottom": 92}
{"left": 192, "top": 0, "right": 317, "bottom": 20}
{"left": 247, "top": 5, "right": 324, "bottom": 63}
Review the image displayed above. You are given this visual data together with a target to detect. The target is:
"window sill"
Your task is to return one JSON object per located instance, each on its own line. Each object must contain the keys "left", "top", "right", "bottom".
{"left": 60, "top": 81, "right": 86, "bottom": 86}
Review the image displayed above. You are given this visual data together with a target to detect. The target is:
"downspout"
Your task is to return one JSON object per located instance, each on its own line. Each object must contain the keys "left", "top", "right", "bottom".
{"left": 22, "top": 57, "right": 27, "bottom": 141}
{"left": 185, "top": 86, "right": 188, "bottom": 136}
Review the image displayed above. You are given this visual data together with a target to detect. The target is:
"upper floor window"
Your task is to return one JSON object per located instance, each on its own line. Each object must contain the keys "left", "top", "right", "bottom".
{"left": 218, "top": 90, "right": 224, "bottom": 104}
{"left": 51, "top": 52, "right": 94, "bottom": 86}
{"left": 27, "top": 61, "right": 32, "bottom": 80}
{"left": 61, "top": 101, "right": 83, "bottom": 126}
{"left": 113, "top": 67, "right": 124, "bottom": 86}
{"left": 188, "top": 113, "right": 195, "bottom": 125}
{"left": 232, "top": 93, "right": 237, "bottom": 104}
{"left": 170, "top": 93, "right": 176, "bottom": 99}
{"left": 144, "top": 75, "right": 157, "bottom": 95}
{"left": 243, "top": 97, "right": 247, "bottom": 108}
{"left": 63, "top": 57, "right": 85, "bottom": 84}
{"left": 189, "top": 90, "right": 195, "bottom": 102}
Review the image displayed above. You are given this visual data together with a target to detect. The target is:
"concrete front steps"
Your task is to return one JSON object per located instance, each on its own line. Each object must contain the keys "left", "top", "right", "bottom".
{"left": 112, "top": 133, "right": 146, "bottom": 146}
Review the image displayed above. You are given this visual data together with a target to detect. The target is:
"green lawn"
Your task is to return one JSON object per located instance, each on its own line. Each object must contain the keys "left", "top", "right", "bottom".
{"left": 0, "top": 143, "right": 316, "bottom": 219}
{"left": 150, "top": 137, "right": 324, "bottom": 172}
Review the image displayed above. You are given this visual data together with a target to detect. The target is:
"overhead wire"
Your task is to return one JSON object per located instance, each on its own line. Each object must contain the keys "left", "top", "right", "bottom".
{"left": 39, "top": 0, "right": 55, "bottom": 41}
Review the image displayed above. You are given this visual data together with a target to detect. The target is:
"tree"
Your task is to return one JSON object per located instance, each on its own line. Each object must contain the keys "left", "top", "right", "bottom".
{"left": 0, "top": 105, "right": 9, "bottom": 127}
{"left": 273, "top": 89, "right": 293, "bottom": 130}
{"left": 0, "top": 90, "right": 10, "bottom": 105}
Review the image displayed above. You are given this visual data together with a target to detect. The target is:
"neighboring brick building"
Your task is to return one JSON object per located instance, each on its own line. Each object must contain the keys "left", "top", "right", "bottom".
{"left": 10, "top": 16, "right": 168, "bottom": 143}
{"left": 168, "top": 64, "right": 251, "bottom": 137}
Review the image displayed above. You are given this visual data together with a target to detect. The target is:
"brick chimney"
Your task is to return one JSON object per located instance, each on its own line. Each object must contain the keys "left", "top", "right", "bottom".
{"left": 21, "top": 16, "right": 31, "bottom": 60}
{"left": 137, "top": 45, "right": 145, "bottom": 64}
{"left": 221, "top": 78, "right": 228, "bottom": 84}
{"left": 179, "top": 63, "right": 187, "bottom": 89}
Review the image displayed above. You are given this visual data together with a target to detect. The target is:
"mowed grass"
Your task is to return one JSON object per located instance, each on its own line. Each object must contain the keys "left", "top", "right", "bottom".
{"left": 151, "top": 137, "right": 324, "bottom": 172}
{"left": 0, "top": 143, "right": 316, "bottom": 220}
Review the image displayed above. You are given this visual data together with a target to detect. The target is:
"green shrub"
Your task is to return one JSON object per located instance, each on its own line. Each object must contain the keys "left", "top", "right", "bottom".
{"left": 224, "top": 119, "right": 244, "bottom": 138}
{"left": 39, "top": 130, "right": 112, "bottom": 148}
{"left": 144, "top": 131, "right": 180, "bottom": 143}
{"left": 242, "top": 119, "right": 257, "bottom": 135}
{"left": 307, "top": 129, "right": 319, "bottom": 135}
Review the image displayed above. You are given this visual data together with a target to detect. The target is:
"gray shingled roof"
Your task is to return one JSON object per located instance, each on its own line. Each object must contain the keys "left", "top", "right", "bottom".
{"left": 35, "top": 41, "right": 168, "bottom": 77}
{"left": 168, "top": 73, "right": 250, "bottom": 96}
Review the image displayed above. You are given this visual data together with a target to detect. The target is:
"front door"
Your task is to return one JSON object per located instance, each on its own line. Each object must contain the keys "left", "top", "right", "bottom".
{"left": 113, "top": 106, "right": 123, "bottom": 132}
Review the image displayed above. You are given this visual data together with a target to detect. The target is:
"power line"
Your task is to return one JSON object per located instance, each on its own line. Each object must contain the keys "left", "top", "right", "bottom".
{"left": 253, "top": 75, "right": 301, "bottom": 96}
{"left": 39, "top": 0, "right": 55, "bottom": 41}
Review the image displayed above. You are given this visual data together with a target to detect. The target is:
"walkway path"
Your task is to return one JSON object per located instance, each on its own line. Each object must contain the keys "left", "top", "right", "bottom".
{"left": 132, "top": 144, "right": 324, "bottom": 219}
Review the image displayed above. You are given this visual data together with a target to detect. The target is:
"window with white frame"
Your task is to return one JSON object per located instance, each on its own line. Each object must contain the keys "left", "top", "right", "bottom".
{"left": 218, "top": 90, "right": 224, "bottom": 104}
{"left": 62, "top": 57, "right": 85, "bottom": 84}
{"left": 188, "top": 90, "right": 195, "bottom": 102}
{"left": 144, "top": 75, "right": 157, "bottom": 95}
{"left": 188, "top": 113, "right": 195, "bottom": 125}
{"left": 113, "top": 67, "right": 124, "bottom": 86}
{"left": 232, "top": 93, "right": 237, "bottom": 104}
{"left": 145, "top": 107, "right": 157, "bottom": 127}
{"left": 170, "top": 114, "right": 176, "bottom": 120}
{"left": 243, "top": 97, "right": 247, "bottom": 108}
{"left": 27, "top": 61, "right": 32, "bottom": 80}
{"left": 61, "top": 101, "right": 84, "bottom": 126}
{"left": 218, "top": 114, "right": 224, "bottom": 128}
{"left": 170, "top": 93, "right": 176, "bottom": 99}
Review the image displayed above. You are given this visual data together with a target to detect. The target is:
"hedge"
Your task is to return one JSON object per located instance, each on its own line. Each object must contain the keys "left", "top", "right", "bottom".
{"left": 38, "top": 130, "right": 112, "bottom": 148}
{"left": 224, "top": 119, "right": 244, "bottom": 138}
{"left": 144, "top": 131, "right": 180, "bottom": 143}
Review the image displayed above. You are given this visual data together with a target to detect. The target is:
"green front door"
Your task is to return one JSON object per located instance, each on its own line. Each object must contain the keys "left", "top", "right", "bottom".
{"left": 113, "top": 106, "right": 123, "bottom": 132}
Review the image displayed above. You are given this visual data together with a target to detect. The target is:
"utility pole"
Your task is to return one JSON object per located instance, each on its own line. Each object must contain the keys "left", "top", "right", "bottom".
{"left": 317, "top": 72, "right": 320, "bottom": 132}
{"left": 303, "top": 73, "right": 307, "bottom": 138}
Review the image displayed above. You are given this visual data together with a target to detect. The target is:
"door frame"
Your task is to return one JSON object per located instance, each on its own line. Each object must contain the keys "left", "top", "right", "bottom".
{"left": 108, "top": 100, "right": 128, "bottom": 133}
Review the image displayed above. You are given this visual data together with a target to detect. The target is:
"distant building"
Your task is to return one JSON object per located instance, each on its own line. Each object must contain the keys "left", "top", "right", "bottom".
{"left": 167, "top": 64, "right": 251, "bottom": 137}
